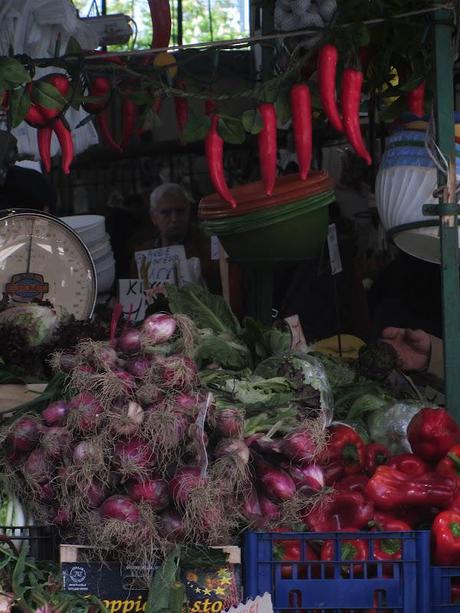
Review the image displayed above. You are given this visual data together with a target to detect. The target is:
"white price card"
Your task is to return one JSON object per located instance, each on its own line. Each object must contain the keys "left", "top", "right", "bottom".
{"left": 117, "top": 279, "right": 149, "bottom": 322}
{"left": 224, "top": 593, "right": 273, "bottom": 613}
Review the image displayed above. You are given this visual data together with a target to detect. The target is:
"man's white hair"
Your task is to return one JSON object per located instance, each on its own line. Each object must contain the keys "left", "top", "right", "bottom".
{"left": 149, "top": 183, "right": 189, "bottom": 214}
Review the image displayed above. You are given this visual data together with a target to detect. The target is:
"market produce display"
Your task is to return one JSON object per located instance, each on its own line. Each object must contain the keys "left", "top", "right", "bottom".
{"left": 1, "top": 285, "right": 459, "bottom": 599}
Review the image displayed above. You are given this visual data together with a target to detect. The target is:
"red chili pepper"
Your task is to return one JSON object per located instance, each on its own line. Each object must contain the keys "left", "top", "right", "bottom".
{"left": 24, "top": 103, "right": 47, "bottom": 128}
{"left": 306, "top": 491, "right": 373, "bottom": 531}
{"left": 83, "top": 76, "right": 123, "bottom": 154}
{"left": 148, "top": 0, "right": 172, "bottom": 49}
{"left": 387, "top": 453, "right": 429, "bottom": 477}
{"left": 364, "top": 443, "right": 390, "bottom": 476}
{"left": 408, "top": 407, "right": 460, "bottom": 462}
{"left": 205, "top": 114, "right": 236, "bottom": 208}
{"left": 334, "top": 474, "right": 369, "bottom": 495}
{"left": 433, "top": 510, "right": 460, "bottom": 565}
{"left": 53, "top": 118, "right": 74, "bottom": 175}
{"left": 317, "top": 44, "right": 343, "bottom": 132}
{"left": 366, "top": 465, "right": 456, "bottom": 511}
{"left": 258, "top": 103, "right": 277, "bottom": 196}
{"left": 320, "top": 532, "right": 369, "bottom": 578}
{"left": 205, "top": 100, "right": 217, "bottom": 116}
{"left": 318, "top": 424, "right": 365, "bottom": 475}
{"left": 407, "top": 81, "right": 425, "bottom": 117}
{"left": 341, "top": 67, "right": 372, "bottom": 165}
{"left": 120, "top": 98, "right": 137, "bottom": 149}
{"left": 290, "top": 83, "right": 312, "bottom": 181}
{"left": 37, "top": 127, "right": 52, "bottom": 173}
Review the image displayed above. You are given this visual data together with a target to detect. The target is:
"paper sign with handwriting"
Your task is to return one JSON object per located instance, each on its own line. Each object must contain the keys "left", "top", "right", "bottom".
{"left": 117, "top": 279, "right": 149, "bottom": 322}
{"left": 223, "top": 593, "right": 273, "bottom": 613}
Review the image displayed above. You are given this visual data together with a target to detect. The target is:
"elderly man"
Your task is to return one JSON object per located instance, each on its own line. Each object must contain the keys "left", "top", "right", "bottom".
{"left": 131, "top": 183, "right": 220, "bottom": 293}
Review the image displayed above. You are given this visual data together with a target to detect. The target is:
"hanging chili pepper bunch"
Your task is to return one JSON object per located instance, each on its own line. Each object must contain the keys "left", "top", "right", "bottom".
{"left": 2, "top": 73, "right": 74, "bottom": 174}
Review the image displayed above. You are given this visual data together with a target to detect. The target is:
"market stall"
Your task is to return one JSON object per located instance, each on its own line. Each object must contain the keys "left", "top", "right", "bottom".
{"left": 1, "top": 0, "right": 460, "bottom": 611}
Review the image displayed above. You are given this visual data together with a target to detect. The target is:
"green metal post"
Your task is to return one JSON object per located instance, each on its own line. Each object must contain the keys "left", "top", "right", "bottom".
{"left": 433, "top": 9, "right": 460, "bottom": 414}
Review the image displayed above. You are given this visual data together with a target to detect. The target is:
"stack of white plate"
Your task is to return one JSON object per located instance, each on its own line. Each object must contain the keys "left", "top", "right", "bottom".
{"left": 59, "top": 215, "right": 116, "bottom": 293}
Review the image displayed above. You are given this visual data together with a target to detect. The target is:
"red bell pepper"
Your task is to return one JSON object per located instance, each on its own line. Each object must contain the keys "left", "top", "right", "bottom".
{"left": 373, "top": 510, "right": 413, "bottom": 529}
{"left": 205, "top": 114, "right": 236, "bottom": 208}
{"left": 407, "top": 408, "right": 460, "bottom": 462}
{"left": 319, "top": 424, "right": 365, "bottom": 475}
{"left": 290, "top": 83, "right": 312, "bottom": 180}
{"left": 306, "top": 491, "right": 373, "bottom": 532}
{"left": 273, "top": 536, "right": 319, "bottom": 579}
{"left": 366, "top": 465, "right": 456, "bottom": 511}
{"left": 258, "top": 103, "right": 277, "bottom": 196}
{"left": 433, "top": 510, "right": 460, "bottom": 565}
{"left": 437, "top": 444, "right": 460, "bottom": 487}
{"left": 341, "top": 67, "right": 372, "bottom": 166}
{"left": 452, "top": 577, "right": 460, "bottom": 604}
{"left": 387, "top": 453, "right": 429, "bottom": 477}
{"left": 364, "top": 443, "right": 389, "bottom": 476}
{"left": 317, "top": 44, "right": 343, "bottom": 132}
{"left": 407, "top": 81, "right": 425, "bottom": 117}
{"left": 334, "top": 474, "right": 369, "bottom": 495}
{"left": 370, "top": 516, "right": 411, "bottom": 576}
{"left": 321, "top": 532, "right": 369, "bottom": 578}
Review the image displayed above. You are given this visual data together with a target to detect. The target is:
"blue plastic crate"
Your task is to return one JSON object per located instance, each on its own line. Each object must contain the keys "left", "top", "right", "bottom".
{"left": 244, "top": 531, "right": 431, "bottom": 613}
{"left": 431, "top": 566, "right": 460, "bottom": 611}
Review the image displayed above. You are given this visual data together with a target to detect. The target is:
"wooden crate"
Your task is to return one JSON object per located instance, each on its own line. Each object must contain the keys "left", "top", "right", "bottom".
{"left": 0, "top": 383, "right": 47, "bottom": 414}
{"left": 60, "top": 543, "right": 241, "bottom": 564}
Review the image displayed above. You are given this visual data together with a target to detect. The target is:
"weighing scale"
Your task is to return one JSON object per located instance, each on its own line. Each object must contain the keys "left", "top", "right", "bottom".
{"left": 0, "top": 209, "right": 97, "bottom": 319}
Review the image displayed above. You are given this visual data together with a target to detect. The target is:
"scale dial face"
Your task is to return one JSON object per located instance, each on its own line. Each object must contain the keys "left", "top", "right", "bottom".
{"left": 0, "top": 210, "right": 97, "bottom": 319}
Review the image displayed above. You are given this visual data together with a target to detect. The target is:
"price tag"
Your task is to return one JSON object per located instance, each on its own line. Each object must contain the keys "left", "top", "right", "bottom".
{"left": 117, "top": 279, "right": 149, "bottom": 322}
{"left": 327, "top": 223, "right": 342, "bottom": 275}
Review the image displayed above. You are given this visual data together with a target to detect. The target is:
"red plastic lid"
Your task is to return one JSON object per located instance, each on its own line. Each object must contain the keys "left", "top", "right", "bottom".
{"left": 199, "top": 171, "right": 335, "bottom": 220}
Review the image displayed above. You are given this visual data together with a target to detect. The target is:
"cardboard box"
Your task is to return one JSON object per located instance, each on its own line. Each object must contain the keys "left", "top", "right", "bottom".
{"left": 61, "top": 544, "right": 241, "bottom": 613}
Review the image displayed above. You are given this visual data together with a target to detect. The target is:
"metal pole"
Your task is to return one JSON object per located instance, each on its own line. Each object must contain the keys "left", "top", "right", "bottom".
{"left": 261, "top": 0, "right": 275, "bottom": 81}
{"left": 433, "top": 8, "right": 460, "bottom": 414}
{"left": 177, "top": 0, "right": 183, "bottom": 46}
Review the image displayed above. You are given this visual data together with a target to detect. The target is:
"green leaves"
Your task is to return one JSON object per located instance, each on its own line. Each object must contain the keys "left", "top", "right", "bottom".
{"left": 31, "top": 81, "right": 67, "bottom": 111}
{"left": 0, "top": 57, "right": 30, "bottom": 91}
{"left": 183, "top": 116, "right": 211, "bottom": 143}
{"left": 9, "top": 87, "right": 31, "bottom": 128}
{"left": 242, "top": 109, "right": 263, "bottom": 134}
{"left": 217, "top": 116, "right": 245, "bottom": 144}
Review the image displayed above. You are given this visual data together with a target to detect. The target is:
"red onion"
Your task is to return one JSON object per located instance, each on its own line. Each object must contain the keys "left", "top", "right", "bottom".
{"left": 69, "top": 393, "right": 104, "bottom": 432}
{"left": 72, "top": 440, "right": 102, "bottom": 465}
{"left": 241, "top": 488, "right": 264, "bottom": 523}
{"left": 112, "top": 369, "right": 136, "bottom": 391}
{"left": 254, "top": 453, "right": 296, "bottom": 502}
{"left": 281, "top": 430, "right": 318, "bottom": 464}
{"left": 100, "top": 495, "right": 140, "bottom": 523}
{"left": 125, "top": 356, "right": 152, "bottom": 379}
{"left": 8, "top": 416, "right": 40, "bottom": 452}
{"left": 41, "top": 426, "right": 72, "bottom": 460}
{"left": 169, "top": 466, "right": 205, "bottom": 507}
{"left": 86, "top": 480, "right": 107, "bottom": 507}
{"left": 285, "top": 463, "right": 324, "bottom": 492}
{"left": 175, "top": 392, "right": 199, "bottom": 412}
{"left": 142, "top": 313, "right": 177, "bottom": 345}
{"left": 214, "top": 438, "right": 250, "bottom": 464}
{"left": 95, "top": 345, "right": 119, "bottom": 368}
{"left": 117, "top": 328, "right": 141, "bottom": 354}
{"left": 259, "top": 495, "right": 281, "bottom": 521}
{"left": 42, "top": 400, "right": 70, "bottom": 426}
{"left": 53, "top": 507, "right": 71, "bottom": 526}
{"left": 113, "top": 438, "right": 154, "bottom": 473}
{"left": 127, "top": 478, "right": 169, "bottom": 510}
{"left": 23, "top": 448, "right": 49, "bottom": 483}
{"left": 56, "top": 352, "right": 79, "bottom": 373}
{"left": 161, "top": 356, "right": 197, "bottom": 389}
{"left": 109, "top": 401, "right": 144, "bottom": 436}
{"left": 214, "top": 407, "right": 243, "bottom": 438}
{"left": 36, "top": 482, "right": 55, "bottom": 503}
{"left": 77, "top": 364, "right": 95, "bottom": 374}
{"left": 250, "top": 436, "right": 283, "bottom": 456}
{"left": 158, "top": 509, "right": 186, "bottom": 541}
